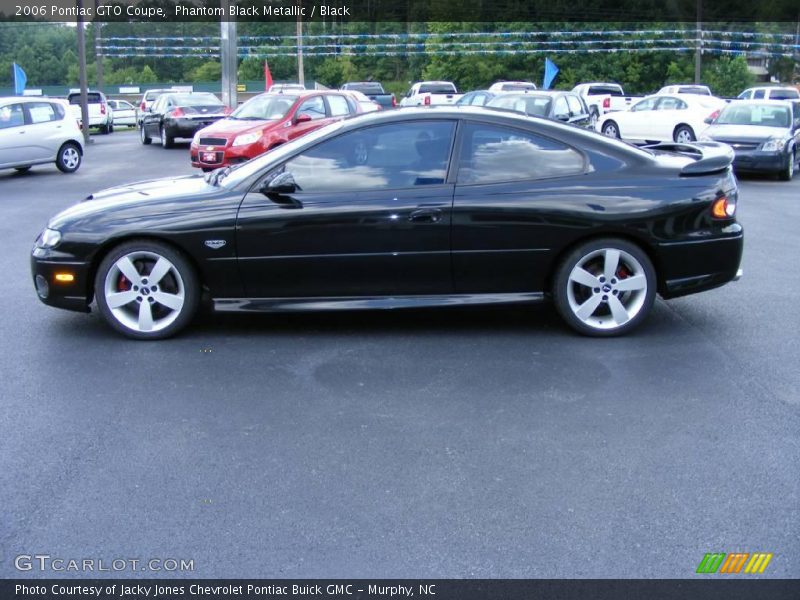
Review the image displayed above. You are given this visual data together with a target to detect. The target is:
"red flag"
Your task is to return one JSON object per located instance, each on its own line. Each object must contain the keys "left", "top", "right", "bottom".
{"left": 264, "top": 60, "right": 273, "bottom": 91}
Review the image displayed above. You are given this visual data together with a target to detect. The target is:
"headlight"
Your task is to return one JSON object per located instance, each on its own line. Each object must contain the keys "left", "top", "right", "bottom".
{"left": 37, "top": 228, "right": 61, "bottom": 249}
{"left": 232, "top": 132, "right": 261, "bottom": 147}
{"left": 761, "top": 138, "right": 787, "bottom": 152}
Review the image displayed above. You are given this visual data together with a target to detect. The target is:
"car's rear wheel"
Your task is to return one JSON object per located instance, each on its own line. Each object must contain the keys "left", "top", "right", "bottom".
{"left": 140, "top": 125, "right": 151, "bottom": 145}
{"left": 160, "top": 125, "right": 173, "bottom": 148}
{"left": 779, "top": 149, "right": 795, "bottom": 181}
{"left": 55, "top": 142, "right": 82, "bottom": 173}
{"left": 94, "top": 240, "right": 199, "bottom": 340}
{"left": 602, "top": 121, "right": 620, "bottom": 138}
{"left": 553, "top": 238, "right": 656, "bottom": 337}
{"left": 673, "top": 125, "right": 695, "bottom": 143}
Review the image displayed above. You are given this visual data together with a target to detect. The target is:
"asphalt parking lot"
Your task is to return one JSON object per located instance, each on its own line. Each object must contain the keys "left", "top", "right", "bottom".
{"left": 1, "top": 129, "right": 798, "bottom": 579}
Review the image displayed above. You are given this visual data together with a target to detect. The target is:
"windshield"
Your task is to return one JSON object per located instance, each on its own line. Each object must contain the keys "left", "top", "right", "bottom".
{"left": 230, "top": 95, "right": 296, "bottom": 120}
{"left": 677, "top": 86, "right": 711, "bottom": 95}
{"left": 419, "top": 83, "right": 457, "bottom": 94}
{"left": 588, "top": 85, "right": 624, "bottom": 96}
{"left": 769, "top": 89, "right": 799, "bottom": 100}
{"left": 500, "top": 83, "right": 537, "bottom": 92}
{"left": 219, "top": 120, "right": 346, "bottom": 188}
{"left": 172, "top": 93, "right": 222, "bottom": 106}
{"left": 346, "top": 83, "right": 384, "bottom": 94}
{"left": 716, "top": 104, "right": 791, "bottom": 127}
{"left": 69, "top": 93, "right": 102, "bottom": 104}
{"left": 489, "top": 95, "right": 551, "bottom": 117}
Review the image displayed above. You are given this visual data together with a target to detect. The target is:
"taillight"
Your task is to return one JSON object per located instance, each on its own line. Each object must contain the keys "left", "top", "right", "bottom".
{"left": 223, "top": 106, "right": 233, "bottom": 115}
{"left": 391, "top": 96, "right": 397, "bottom": 107}
{"left": 100, "top": 103, "right": 106, "bottom": 115}
{"left": 602, "top": 97, "right": 610, "bottom": 109}
{"left": 424, "top": 95, "right": 431, "bottom": 106}
{"left": 708, "top": 109, "right": 720, "bottom": 121}
{"left": 171, "top": 107, "right": 185, "bottom": 117}
{"left": 711, "top": 196, "right": 736, "bottom": 219}
{"left": 140, "top": 102, "right": 146, "bottom": 111}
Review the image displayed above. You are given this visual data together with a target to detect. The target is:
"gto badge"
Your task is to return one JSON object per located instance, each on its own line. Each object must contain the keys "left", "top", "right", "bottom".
{"left": 205, "top": 240, "right": 227, "bottom": 250}
{"left": 206, "top": 146, "right": 215, "bottom": 151}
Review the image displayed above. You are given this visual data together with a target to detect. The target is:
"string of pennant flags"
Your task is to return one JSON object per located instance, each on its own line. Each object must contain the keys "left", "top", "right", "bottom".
{"left": 97, "top": 29, "right": 800, "bottom": 59}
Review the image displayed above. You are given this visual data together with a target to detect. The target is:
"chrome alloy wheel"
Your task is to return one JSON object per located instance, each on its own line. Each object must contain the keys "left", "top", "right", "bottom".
{"left": 103, "top": 251, "right": 185, "bottom": 333}
{"left": 675, "top": 128, "right": 694, "bottom": 143}
{"left": 566, "top": 248, "right": 648, "bottom": 330}
{"left": 61, "top": 146, "right": 80, "bottom": 170}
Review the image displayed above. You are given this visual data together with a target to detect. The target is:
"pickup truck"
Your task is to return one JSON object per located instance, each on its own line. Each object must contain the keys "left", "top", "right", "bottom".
{"left": 572, "top": 82, "right": 641, "bottom": 117}
{"left": 67, "top": 90, "right": 113, "bottom": 134}
{"left": 399, "top": 81, "right": 462, "bottom": 107}
{"left": 341, "top": 82, "right": 396, "bottom": 108}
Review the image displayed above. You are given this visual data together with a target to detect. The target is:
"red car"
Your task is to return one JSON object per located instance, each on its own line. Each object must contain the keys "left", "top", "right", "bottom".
{"left": 190, "top": 90, "right": 361, "bottom": 170}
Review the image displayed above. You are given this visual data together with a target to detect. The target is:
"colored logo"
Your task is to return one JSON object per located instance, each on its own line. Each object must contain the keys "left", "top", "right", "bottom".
{"left": 696, "top": 552, "right": 773, "bottom": 574}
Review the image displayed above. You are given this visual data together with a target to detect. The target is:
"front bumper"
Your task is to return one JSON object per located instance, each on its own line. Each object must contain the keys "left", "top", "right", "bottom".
{"left": 31, "top": 248, "right": 92, "bottom": 313}
{"left": 190, "top": 140, "right": 259, "bottom": 169}
{"left": 731, "top": 149, "right": 786, "bottom": 173}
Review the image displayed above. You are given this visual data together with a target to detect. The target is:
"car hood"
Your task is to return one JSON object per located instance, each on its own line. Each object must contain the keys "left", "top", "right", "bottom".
{"left": 49, "top": 175, "right": 215, "bottom": 229}
{"left": 198, "top": 117, "right": 282, "bottom": 137}
{"left": 704, "top": 124, "right": 788, "bottom": 143}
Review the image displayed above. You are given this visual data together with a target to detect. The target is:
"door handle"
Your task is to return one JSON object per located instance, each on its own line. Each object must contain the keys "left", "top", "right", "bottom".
{"left": 409, "top": 208, "right": 443, "bottom": 223}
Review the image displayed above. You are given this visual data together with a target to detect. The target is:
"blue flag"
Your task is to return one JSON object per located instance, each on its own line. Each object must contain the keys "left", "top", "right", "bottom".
{"left": 13, "top": 63, "right": 27, "bottom": 95}
{"left": 543, "top": 58, "right": 559, "bottom": 90}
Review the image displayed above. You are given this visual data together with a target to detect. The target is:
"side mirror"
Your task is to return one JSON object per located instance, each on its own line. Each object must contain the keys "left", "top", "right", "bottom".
{"left": 262, "top": 171, "right": 298, "bottom": 196}
{"left": 295, "top": 113, "right": 312, "bottom": 124}
{"left": 703, "top": 116, "right": 714, "bottom": 124}
{"left": 555, "top": 113, "right": 570, "bottom": 121}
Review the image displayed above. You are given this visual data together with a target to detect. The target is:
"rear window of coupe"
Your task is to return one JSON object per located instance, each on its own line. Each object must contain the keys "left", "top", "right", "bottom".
{"left": 457, "top": 123, "right": 585, "bottom": 184}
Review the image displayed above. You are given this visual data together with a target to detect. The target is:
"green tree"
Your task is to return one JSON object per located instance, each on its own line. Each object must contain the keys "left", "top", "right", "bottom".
{"left": 703, "top": 56, "right": 755, "bottom": 97}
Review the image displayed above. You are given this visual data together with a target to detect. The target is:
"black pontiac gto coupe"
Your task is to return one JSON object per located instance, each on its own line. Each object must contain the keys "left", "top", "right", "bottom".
{"left": 32, "top": 108, "right": 743, "bottom": 339}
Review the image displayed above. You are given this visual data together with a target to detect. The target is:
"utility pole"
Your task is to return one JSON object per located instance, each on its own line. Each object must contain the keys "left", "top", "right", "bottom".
{"left": 220, "top": 0, "right": 237, "bottom": 108}
{"left": 694, "top": 0, "right": 703, "bottom": 84}
{"left": 76, "top": 0, "right": 91, "bottom": 144}
{"left": 94, "top": 0, "right": 103, "bottom": 91}
{"left": 297, "top": 0, "right": 305, "bottom": 86}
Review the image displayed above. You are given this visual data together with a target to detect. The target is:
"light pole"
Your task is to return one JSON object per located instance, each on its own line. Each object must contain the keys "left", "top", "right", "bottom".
{"left": 297, "top": 0, "right": 305, "bottom": 86}
{"left": 220, "top": 0, "right": 238, "bottom": 108}
{"left": 76, "top": 0, "right": 91, "bottom": 144}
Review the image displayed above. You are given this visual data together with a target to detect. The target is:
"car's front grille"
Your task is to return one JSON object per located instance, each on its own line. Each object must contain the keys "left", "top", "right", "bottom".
{"left": 718, "top": 140, "right": 759, "bottom": 150}
{"left": 199, "top": 137, "right": 227, "bottom": 146}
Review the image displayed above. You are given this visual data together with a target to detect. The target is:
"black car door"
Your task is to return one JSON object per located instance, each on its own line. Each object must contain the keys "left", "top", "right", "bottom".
{"left": 236, "top": 119, "right": 457, "bottom": 297}
{"left": 451, "top": 121, "right": 589, "bottom": 294}
{"left": 143, "top": 95, "right": 165, "bottom": 136}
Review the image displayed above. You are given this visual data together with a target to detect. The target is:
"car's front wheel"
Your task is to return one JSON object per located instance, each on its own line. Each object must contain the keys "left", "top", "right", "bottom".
{"left": 602, "top": 121, "right": 620, "bottom": 138}
{"left": 779, "top": 149, "right": 795, "bottom": 181}
{"left": 55, "top": 142, "right": 82, "bottom": 173}
{"left": 94, "top": 240, "right": 200, "bottom": 340}
{"left": 553, "top": 238, "right": 656, "bottom": 337}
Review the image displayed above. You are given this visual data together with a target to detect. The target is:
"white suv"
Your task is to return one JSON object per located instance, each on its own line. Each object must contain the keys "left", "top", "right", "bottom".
{"left": 0, "top": 97, "right": 84, "bottom": 173}
{"left": 737, "top": 86, "right": 799, "bottom": 101}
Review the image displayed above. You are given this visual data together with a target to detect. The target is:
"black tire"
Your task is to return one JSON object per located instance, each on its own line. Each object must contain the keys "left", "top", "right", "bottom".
{"left": 14, "top": 166, "right": 31, "bottom": 173}
{"left": 779, "top": 150, "right": 795, "bottom": 181}
{"left": 140, "top": 124, "right": 151, "bottom": 145}
{"left": 108, "top": 123, "right": 114, "bottom": 134}
{"left": 602, "top": 120, "right": 620, "bottom": 138}
{"left": 55, "top": 142, "right": 82, "bottom": 173}
{"left": 94, "top": 239, "right": 200, "bottom": 340}
{"left": 160, "top": 125, "right": 173, "bottom": 149}
{"left": 553, "top": 238, "right": 656, "bottom": 337}
{"left": 673, "top": 125, "right": 695, "bottom": 143}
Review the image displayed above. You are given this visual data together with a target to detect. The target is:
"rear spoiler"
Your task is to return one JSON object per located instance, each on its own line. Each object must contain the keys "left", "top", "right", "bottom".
{"left": 645, "top": 141, "right": 734, "bottom": 176}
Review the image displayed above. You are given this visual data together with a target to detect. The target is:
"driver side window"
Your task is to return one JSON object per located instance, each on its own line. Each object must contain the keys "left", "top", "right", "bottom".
{"left": 280, "top": 121, "right": 456, "bottom": 193}
{"left": 297, "top": 96, "right": 326, "bottom": 120}
{"left": 632, "top": 98, "right": 658, "bottom": 112}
